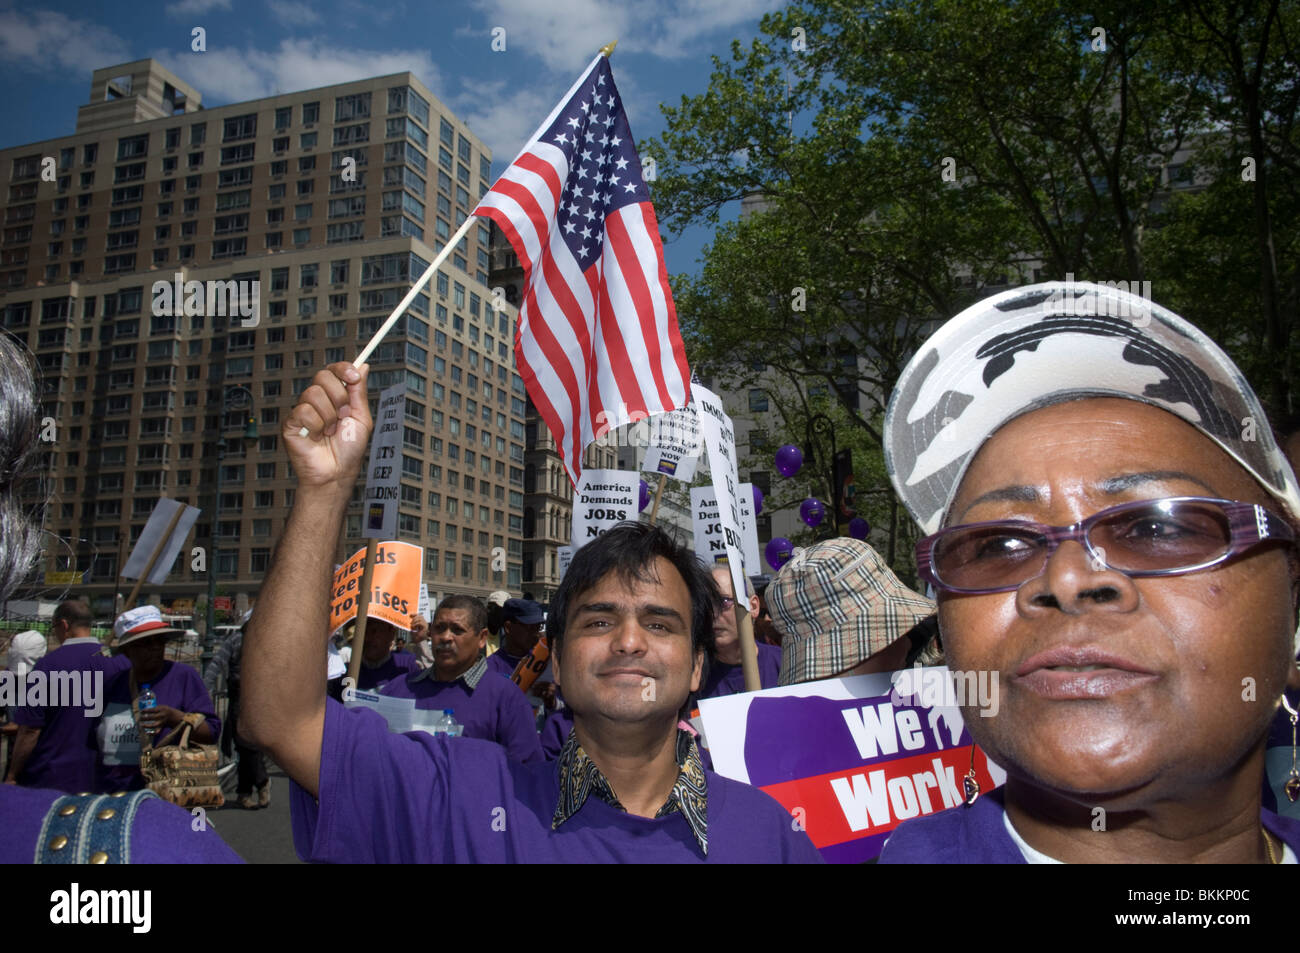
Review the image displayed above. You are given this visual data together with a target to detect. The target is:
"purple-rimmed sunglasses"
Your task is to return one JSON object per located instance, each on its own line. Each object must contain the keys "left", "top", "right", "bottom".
{"left": 917, "top": 496, "right": 1296, "bottom": 595}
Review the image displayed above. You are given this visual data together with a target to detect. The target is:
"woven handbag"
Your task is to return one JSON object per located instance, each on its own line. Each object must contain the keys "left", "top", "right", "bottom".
{"left": 138, "top": 711, "right": 226, "bottom": 808}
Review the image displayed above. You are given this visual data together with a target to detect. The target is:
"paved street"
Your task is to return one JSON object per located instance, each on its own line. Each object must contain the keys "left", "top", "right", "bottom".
{"left": 204, "top": 762, "right": 303, "bottom": 864}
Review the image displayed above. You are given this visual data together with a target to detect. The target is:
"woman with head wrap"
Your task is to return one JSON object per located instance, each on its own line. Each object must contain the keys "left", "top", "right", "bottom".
{"left": 879, "top": 282, "right": 1300, "bottom": 863}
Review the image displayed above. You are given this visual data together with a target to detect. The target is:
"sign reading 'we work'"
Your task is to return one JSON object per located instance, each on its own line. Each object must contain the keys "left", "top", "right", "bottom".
{"left": 699, "top": 667, "right": 1006, "bottom": 863}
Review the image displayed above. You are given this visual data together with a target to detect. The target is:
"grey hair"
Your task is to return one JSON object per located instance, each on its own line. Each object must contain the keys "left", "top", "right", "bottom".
{"left": 0, "top": 332, "right": 42, "bottom": 603}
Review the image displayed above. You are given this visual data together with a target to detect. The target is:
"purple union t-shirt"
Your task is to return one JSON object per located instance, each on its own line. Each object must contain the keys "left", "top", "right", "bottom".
{"left": 379, "top": 667, "right": 543, "bottom": 763}
{"left": 698, "top": 642, "right": 782, "bottom": 699}
{"left": 12, "top": 638, "right": 129, "bottom": 793}
{"left": 357, "top": 651, "right": 419, "bottom": 692}
{"left": 291, "top": 698, "right": 823, "bottom": 863}
{"left": 94, "top": 661, "right": 220, "bottom": 794}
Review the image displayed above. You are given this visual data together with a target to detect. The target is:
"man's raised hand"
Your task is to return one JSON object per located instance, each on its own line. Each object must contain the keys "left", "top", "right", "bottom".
{"left": 283, "top": 362, "right": 372, "bottom": 491}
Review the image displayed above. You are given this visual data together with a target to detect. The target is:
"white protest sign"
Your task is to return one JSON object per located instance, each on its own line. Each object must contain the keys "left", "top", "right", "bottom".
{"left": 557, "top": 545, "right": 573, "bottom": 580}
{"left": 692, "top": 384, "right": 747, "bottom": 605}
{"left": 417, "top": 583, "right": 431, "bottom": 622}
{"left": 643, "top": 406, "right": 701, "bottom": 482}
{"left": 570, "top": 469, "right": 640, "bottom": 550}
{"left": 363, "top": 382, "right": 405, "bottom": 540}
{"left": 122, "top": 498, "right": 201, "bottom": 584}
{"left": 691, "top": 484, "right": 760, "bottom": 574}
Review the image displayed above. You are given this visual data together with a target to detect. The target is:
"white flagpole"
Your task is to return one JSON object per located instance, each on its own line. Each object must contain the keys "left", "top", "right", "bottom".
{"left": 353, "top": 215, "right": 478, "bottom": 368}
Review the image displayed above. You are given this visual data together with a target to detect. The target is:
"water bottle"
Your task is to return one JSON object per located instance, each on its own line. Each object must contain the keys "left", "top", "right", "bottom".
{"left": 441, "top": 708, "right": 463, "bottom": 738}
{"left": 138, "top": 683, "right": 158, "bottom": 743}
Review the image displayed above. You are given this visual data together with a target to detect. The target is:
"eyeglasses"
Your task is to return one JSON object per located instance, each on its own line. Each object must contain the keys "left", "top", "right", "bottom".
{"left": 918, "top": 497, "right": 1295, "bottom": 595}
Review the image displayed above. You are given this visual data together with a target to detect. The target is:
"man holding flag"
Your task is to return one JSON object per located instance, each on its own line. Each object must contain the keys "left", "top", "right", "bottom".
{"left": 241, "top": 49, "right": 816, "bottom": 862}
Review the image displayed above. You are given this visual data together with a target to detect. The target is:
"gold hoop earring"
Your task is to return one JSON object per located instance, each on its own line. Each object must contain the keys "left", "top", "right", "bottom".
{"left": 1282, "top": 693, "right": 1300, "bottom": 803}
{"left": 963, "top": 744, "right": 981, "bottom": 806}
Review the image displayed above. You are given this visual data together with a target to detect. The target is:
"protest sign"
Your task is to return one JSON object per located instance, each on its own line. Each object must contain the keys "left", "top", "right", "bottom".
{"left": 643, "top": 406, "right": 701, "bottom": 481}
{"left": 691, "top": 484, "right": 760, "bottom": 574}
{"left": 570, "top": 469, "right": 640, "bottom": 550}
{"left": 362, "top": 382, "right": 405, "bottom": 540}
{"left": 329, "top": 541, "right": 423, "bottom": 634}
{"left": 692, "top": 385, "right": 746, "bottom": 601}
{"left": 122, "top": 498, "right": 200, "bottom": 585}
{"left": 698, "top": 666, "right": 1006, "bottom": 863}
{"left": 417, "top": 583, "right": 431, "bottom": 622}
{"left": 557, "top": 545, "right": 573, "bottom": 581}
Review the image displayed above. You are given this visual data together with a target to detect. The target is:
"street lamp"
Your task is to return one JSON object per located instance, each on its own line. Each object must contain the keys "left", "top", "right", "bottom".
{"left": 204, "top": 386, "right": 258, "bottom": 646}
{"left": 804, "top": 413, "right": 840, "bottom": 536}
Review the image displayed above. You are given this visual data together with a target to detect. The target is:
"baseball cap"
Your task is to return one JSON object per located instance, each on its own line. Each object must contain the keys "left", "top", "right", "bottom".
{"left": 884, "top": 280, "right": 1300, "bottom": 535}
{"left": 486, "top": 590, "right": 511, "bottom": 607}
{"left": 111, "top": 606, "right": 184, "bottom": 652}
{"left": 769, "top": 538, "right": 935, "bottom": 685}
{"left": 503, "top": 598, "right": 545, "bottom": 625}
{"left": 8, "top": 630, "right": 47, "bottom": 677}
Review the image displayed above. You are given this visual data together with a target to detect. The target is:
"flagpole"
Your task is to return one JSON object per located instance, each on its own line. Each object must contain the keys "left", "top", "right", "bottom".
{"left": 353, "top": 216, "right": 478, "bottom": 368}
{"left": 352, "top": 40, "right": 617, "bottom": 372}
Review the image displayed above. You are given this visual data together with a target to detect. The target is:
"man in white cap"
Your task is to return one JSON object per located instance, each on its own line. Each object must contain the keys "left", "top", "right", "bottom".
{"left": 6, "top": 629, "right": 46, "bottom": 679}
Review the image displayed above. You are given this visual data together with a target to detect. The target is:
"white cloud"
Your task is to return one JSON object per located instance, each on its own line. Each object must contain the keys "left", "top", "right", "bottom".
{"left": 165, "top": 0, "right": 233, "bottom": 17}
{"left": 470, "top": 0, "right": 783, "bottom": 70}
{"left": 450, "top": 79, "right": 560, "bottom": 164}
{"left": 266, "top": 0, "right": 321, "bottom": 26}
{"left": 151, "top": 37, "right": 443, "bottom": 105}
{"left": 0, "top": 9, "right": 131, "bottom": 73}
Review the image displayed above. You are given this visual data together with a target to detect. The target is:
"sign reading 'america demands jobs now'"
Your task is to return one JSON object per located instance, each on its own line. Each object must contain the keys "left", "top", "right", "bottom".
{"left": 698, "top": 667, "right": 1007, "bottom": 863}
{"left": 570, "top": 469, "right": 640, "bottom": 550}
{"left": 363, "top": 382, "right": 406, "bottom": 541}
{"left": 690, "top": 484, "right": 760, "bottom": 575}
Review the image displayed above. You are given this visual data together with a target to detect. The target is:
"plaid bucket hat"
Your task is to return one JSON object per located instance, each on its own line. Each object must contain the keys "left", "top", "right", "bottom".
{"left": 884, "top": 280, "right": 1300, "bottom": 535}
{"left": 769, "top": 538, "right": 935, "bottom": 685}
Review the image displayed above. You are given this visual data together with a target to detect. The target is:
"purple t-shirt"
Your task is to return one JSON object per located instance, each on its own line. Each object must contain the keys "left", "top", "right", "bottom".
{"left": 357, "top": 651, "right": 420, "bottom": 691}
{"left": 698, "top": 642, "right": 782, "bottom": 699}
{"left": 485, "top": 649, "right": 522, "bottom": 680}
{"left": 94, "top": 661, "right": 221, "bottom": 794}
{"left": 12, "top": 638, "right": 129, "bottom": 793}
{"left": 379, "top": 667, "right": 543, "bottom": 763}
{"left": 878, "top": 787, "right": 1300, "bottom": 863}
{"left": 291, "top": 698, "right": 823, "bottom": 863}
{"left": 0, "top": 784, "right": 242, "bottom": 863}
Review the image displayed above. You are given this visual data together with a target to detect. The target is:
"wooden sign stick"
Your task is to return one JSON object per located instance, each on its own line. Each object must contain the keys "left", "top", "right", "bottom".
{"left": 345, "top": 537, "right": 381, "bottom": 687}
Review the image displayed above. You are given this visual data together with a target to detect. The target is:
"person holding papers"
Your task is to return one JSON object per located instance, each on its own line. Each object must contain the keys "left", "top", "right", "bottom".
{"left": 878, "top": 282, "right": 1300, "bottom": 863}
{"left": 378, "top": 595, "right": 542, "bottom": 763}
{"left": 241, "top": 362, "right": 821, "bottom": 863}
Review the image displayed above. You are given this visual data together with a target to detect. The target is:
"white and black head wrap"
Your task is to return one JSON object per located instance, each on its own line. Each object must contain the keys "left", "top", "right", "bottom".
{"left": 885, "top": 281, "right": 1300, "bottom": 535}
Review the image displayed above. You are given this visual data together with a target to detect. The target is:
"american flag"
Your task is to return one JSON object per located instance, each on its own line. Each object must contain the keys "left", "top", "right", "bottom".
{"left": 473, "top": 54, "right": 692, "bottom": 484}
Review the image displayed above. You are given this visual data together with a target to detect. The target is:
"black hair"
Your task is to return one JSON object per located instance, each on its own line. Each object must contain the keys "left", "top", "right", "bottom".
{"left": 438, "top": 593, "right": 489, "bottom": 634}
{"left": 0, "top": 333, "right": 42, "bottom": 604}
{"left": 54, "top": 599, "right": 93, "bottom": 630}
{"left": 549, "top": 521, "right": 720, "bottom": 668}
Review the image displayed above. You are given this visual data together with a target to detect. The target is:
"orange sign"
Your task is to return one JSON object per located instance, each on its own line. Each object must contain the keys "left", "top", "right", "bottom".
{"left": 329, "top": 541, "right": 423, "bottom": 634}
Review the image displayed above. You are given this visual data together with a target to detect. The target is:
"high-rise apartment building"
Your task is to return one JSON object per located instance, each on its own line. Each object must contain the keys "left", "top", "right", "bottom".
{"left": 1, "top": 59, "right": 526, "bottom": 622}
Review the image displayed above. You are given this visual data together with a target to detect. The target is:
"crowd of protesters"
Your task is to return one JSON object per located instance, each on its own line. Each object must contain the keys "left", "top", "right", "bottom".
{"left": 3, "top": 279, "right": 1300, "bottom": 863}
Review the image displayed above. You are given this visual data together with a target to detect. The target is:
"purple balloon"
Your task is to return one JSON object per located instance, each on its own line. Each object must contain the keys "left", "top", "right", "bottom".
{"left": 752, "top": 484, "right": 764, "bottom": 516}
{"left": 848, "top": 516, "right": 871, "bottom": 539}
{"left": 774, "top": 444, "right": 803, "bottom": 478}
{"left": 765, "top": 537, "right": 794, "bottom": 571}
{"left": 639, "top": 479, "right": 651, "bottom": 512}
{"left": 799, "top": 498, "right": 825, "bottom": 527}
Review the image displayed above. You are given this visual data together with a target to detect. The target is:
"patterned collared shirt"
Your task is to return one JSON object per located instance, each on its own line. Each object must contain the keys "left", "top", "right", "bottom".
{"left": 552, "top": 727, "right": 710, "bottom": 856}
{"left": 410, "top": 654, "right": 488, "bottom": 689}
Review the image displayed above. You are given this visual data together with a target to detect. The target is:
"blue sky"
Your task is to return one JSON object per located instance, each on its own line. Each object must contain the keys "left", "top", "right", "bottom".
{"left": 0, "top": 0, "right": 786, "bottom": 277}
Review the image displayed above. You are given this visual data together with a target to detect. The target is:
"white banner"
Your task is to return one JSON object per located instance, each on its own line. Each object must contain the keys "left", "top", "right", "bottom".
{"left": 362, "top": 382, "right": 406, "bottom": 540}
{"left": 570, "top": 469, "right": 640, "bottom": 551}
{"left": 642, "top": 406, "right": 701, "bottom": 482}
{"left": 692, "top": 384, "right": 747, "bottom": 608}
{"left": 557, "top": 545, "right": 574, "bottom": 580}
